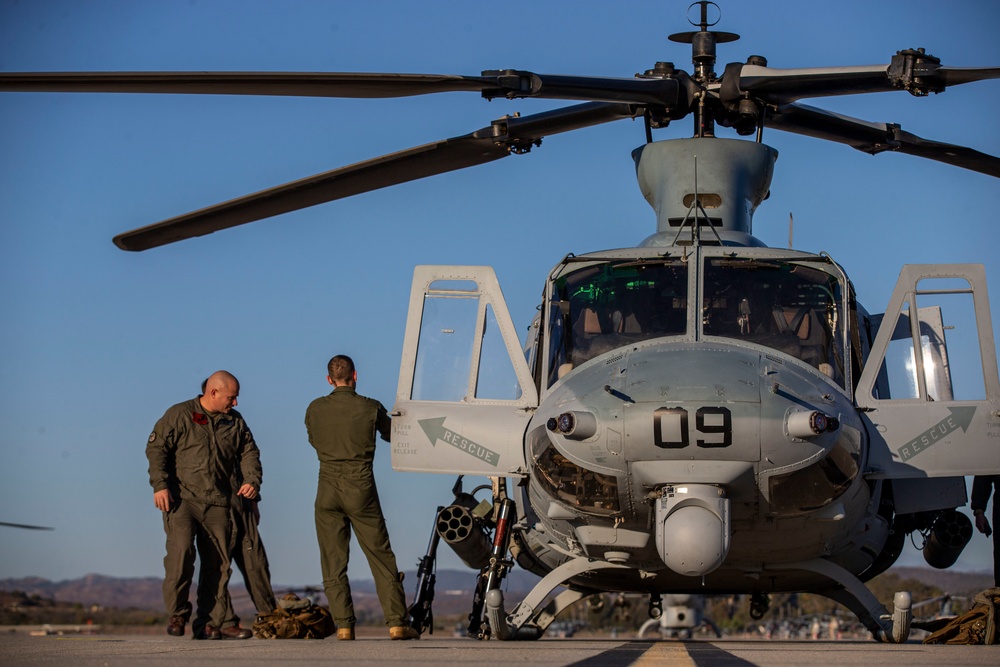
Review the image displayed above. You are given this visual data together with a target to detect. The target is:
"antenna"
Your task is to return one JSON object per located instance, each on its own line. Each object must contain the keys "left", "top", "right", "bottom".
{"left": 788, "top": 213, "right": 794, "bottom": 249}
{"left": 669, "top": 155, "right": 724, "bottom": 246}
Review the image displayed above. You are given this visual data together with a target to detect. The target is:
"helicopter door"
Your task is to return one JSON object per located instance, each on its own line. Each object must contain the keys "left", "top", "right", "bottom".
{"left": 857, "top": 264, "right": 1000, "bottom": 478}
{"left": 391, "top": 265, "right": 538, "bottom": 476}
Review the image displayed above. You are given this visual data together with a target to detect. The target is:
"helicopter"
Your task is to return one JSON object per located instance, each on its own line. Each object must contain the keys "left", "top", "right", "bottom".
{"left": 636, "top": 593, "right": 721, "bottom": 639}
{"left": 2, "top": 1, "right": 999, "bottom": 644}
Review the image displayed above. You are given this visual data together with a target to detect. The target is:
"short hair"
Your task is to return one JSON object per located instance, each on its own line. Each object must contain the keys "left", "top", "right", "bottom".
{"left": 327, "top": 355, "right": 355, "bottom": 383}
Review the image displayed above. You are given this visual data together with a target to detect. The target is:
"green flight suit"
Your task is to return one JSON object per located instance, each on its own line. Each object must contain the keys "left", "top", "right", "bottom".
{"left": 146, "top": 397, "right": 262, "bottom": 632}
{"left": 231, "top": 496, "right": 277, "bottom": 615}
{"left": 972, "top": 475, "right": 1000, "bottom": 587}
{"left": 196, "top": 494, "right": 277, "bottom": 624}
{"left": 305, "top": 386, "right": 407, "bottom": 629}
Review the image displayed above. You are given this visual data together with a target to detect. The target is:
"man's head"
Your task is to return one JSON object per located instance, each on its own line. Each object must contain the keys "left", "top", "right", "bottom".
{"left": 327, "top": 355, "right": 356, "bottom": 387}
{"left": 200, "top": 370, "right": 240, "bottom": 413}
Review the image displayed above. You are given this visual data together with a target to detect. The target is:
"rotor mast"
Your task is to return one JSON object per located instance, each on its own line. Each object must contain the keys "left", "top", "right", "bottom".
{"left": 668, "top": 1, "right": 739, "bottom": 138}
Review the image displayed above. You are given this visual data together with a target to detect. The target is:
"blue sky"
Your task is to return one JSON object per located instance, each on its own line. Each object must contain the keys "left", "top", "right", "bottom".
{"left": 1, "top": 0, "right": 998, "bottom": 593}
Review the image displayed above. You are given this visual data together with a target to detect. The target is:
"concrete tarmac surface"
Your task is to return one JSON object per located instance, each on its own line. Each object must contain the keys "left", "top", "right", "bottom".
{"left": 1, "top": 633, "right": 997, "bottom": 667}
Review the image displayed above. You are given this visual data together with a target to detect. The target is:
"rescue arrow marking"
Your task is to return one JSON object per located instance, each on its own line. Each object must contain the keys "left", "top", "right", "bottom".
{"left": 418, "top": 417, "right": 500, "bottom": 467}
{"left": 897, "top": 406, "right": 976, "bottom": 462}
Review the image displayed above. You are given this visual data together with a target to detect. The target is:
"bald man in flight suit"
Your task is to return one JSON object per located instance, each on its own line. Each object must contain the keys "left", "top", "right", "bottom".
{"left": 146, "top": 370, "right": 259, "bottom": 639}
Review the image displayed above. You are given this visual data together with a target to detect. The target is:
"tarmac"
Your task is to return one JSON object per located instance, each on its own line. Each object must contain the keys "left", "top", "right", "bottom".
{"left": 1, "top": 630, "right": 997, "bottom": 667}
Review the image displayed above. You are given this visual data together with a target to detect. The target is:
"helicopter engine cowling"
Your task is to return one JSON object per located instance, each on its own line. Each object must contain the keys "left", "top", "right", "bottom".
{"left": 654, "top": 484, "right": 731, "bottom": 577}
{"left": 634, "top": 138, "right": 777, "bottom": 248}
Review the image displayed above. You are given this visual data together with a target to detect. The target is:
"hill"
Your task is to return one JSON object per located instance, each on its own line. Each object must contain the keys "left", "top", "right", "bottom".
{"left": 0, "top": 566, "right": 991, "bottom": 629}
{"left": 879, "top": 567, "right": 992, "bottom": 599}
{"left": 0, "top": 568, "right": 539, "bottom": 626}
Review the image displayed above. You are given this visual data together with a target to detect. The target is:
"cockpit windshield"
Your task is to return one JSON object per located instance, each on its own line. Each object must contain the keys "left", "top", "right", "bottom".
{"left": 546, "top": 259, "right": 688, "bottom": 386}
{"left": 544, "top": 256, "right": 846, "bottom": 387}
{"left": 703, "top": 258, "right": 845, "bottom": 385}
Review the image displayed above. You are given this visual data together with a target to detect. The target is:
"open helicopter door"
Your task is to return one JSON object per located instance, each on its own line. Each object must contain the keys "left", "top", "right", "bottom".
{"left": 857, "top": 264, "right": 1000, "bottom": 479}
{"left": 391, "top": 266, "right": 538, "bottom": 476}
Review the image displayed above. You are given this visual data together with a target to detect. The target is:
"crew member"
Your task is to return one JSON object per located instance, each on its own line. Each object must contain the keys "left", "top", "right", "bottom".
{"left": 146, "top": 370, "right": 259, "bottom": 639}
{"left": 305, "top": 355, "right": 418, "bottom": 640}
{"left": 195, "top": 476, "right": 277, "bottom": 627}
{"left": 194, "top": 380, "right": 277, "bottom": 626}
{"left": 230, "top": 492, "right": 277, "bottom": 617}
{"left": 971, "top": 475, "right": 999, "bottom": 586}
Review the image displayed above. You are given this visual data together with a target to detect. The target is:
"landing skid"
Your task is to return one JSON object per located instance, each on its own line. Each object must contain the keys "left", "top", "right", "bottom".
{"left": 771, "top": 558, "right": 911, "bottom": 643}
{"left": 486, "top": 556, "right": 631, "bottom": 640}
{"left": 482, "top": 555, "right": 911, "bottom": 641}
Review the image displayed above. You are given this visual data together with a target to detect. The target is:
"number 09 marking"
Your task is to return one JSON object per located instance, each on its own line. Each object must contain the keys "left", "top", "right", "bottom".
{"left": 653, "top": 406, "right": 732, "bottom": 448}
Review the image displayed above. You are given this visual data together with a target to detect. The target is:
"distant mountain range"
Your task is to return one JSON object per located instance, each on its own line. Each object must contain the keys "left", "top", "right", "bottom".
{"left": 0, "top": 569, "right": 540, "bottom": 620}
{"left": 1, "top": 567, "right": 992, "bottom": 622}
{"left": 879, "top": 566, "right": 993, "bottom": 598}
{"left": 1, "top": 574, "right": 166, "bottom": 612}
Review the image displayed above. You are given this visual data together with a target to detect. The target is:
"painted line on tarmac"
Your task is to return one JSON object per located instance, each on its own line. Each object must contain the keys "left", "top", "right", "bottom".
{"left": 564, "top": 640, "right": 757, "bottom": 667}
{"left": 563, "top": 640, "right": 696, "bottom": 667}
{"left": 633, "top": 640, "right": 696, "bottom": 666}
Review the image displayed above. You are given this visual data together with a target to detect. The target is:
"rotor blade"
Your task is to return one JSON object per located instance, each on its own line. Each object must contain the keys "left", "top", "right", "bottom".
{"left": 113, "top": 137, "right": 509, "bottom": 250}
{"left": 479, "top": 71, "right": 683, "bottom": 106}
{"left": 725, "top": 60, "right": 1000, "bottom": 104}
{"left": 113, "top": 102, "right": 637, "bottom": 250}
{"left": 0, "top": 72, "right": 490, "bottom": 98}
{"left": 935, "top": 65, "right": 1000, "bottom": 86}
{"left": 0, "top": 521, "right": 54, "bottom": 530}
{"left": 766, "top": 103, "right": 1000, "bottom": 178}
{"left": 495, "top": 101, "right": 638, "bottom": 139}
{"left": 0, "top": 70, "right": 682, "bottom": 106}
{"left": 728, "top": 64, "right": 893, "bottom": 104}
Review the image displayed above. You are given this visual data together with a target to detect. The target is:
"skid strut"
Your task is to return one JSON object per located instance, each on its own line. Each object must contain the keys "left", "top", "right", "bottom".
{"left": 486, "top": 556, "right": 631, "bottom": 640}
{"left": 769, "top": 558, "right": 911, "bottom": 643}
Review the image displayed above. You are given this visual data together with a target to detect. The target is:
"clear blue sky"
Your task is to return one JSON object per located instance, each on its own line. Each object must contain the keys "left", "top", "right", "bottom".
{"left": 1, "top": 0, "right": 998, "bottom": 590}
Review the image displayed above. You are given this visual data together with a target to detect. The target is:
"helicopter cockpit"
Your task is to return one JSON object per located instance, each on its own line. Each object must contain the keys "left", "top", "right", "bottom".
{"left": 547, "top": 259, "right": 688, "bottom": 385}
{"left": 702, "top": 257, "right": 845, "bottom": 384}
{"left": 545, "top": 254, "right": 846, "bottom": 387}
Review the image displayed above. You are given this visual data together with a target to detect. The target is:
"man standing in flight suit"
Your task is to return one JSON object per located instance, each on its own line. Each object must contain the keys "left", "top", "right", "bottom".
{"left": 194, "top": 379, "right": 277, "bottom": 627}
{"left": 971, "top": 475, "right": 1000, "bottom": 587}
{"left": 305, "top": 355, "right": 418, "bottom": 640}
{"left": 146, "top": 370, "right": 259, "bottom": 639}
{"left": 231, "top": 493, "right": 277, "bottom": 617}
{"left": 195, "top": 477, "right": 277, "bottom": 627}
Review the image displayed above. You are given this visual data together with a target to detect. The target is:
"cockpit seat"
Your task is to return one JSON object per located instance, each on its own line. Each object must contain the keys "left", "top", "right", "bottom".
{"left": 773, "top": 307, "right": 828, "bottom": 371}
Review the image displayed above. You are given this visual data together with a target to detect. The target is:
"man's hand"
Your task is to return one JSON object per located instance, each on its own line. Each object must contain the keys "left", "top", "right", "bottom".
{"left": 237, "top": 483, "right": 257, "bottom": 500}
{"left": 975, "top": 510, "right": 993, "bottom": 538}
{"left": 153, "top": 489, "right": 174, "bottom": 512}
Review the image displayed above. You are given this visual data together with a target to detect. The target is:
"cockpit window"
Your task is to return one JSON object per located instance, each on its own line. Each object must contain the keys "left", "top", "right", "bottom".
{"left": 531, "top": 441, "right": 620, "bottom": 516}
{"left": 766, "top": 425, "right": 862, "bottom": 516}
{"left": 546, "top": 259, "right": 688, "bottom": 386}
{"left": 703, "top": 258, "right": 845, "bottom": 385}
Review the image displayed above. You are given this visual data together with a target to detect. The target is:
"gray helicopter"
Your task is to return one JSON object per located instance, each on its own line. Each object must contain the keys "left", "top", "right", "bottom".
{"left": 2, "top": 1, "right": 997, "bottom": 644}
